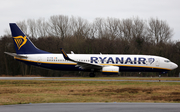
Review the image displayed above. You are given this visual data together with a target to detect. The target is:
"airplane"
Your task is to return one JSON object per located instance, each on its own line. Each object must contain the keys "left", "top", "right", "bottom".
{"left": 4, "top": 23, "right": 178, "bottom": 77}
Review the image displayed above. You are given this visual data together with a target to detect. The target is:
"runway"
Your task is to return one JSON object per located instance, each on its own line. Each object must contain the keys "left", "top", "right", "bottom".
{"left": 0, "top": 103, "right": 180, "bottom": 112}
{"left": 0, "top": 77, "right": 180, "bottom": 82}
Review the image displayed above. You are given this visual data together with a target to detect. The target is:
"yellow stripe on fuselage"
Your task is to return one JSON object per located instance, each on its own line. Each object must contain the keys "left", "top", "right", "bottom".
{"left": 102, "top": 71, "right": 119, "bottom": 73}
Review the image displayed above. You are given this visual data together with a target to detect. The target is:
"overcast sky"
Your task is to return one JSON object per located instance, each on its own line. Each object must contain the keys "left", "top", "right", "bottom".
{"left": 1, "top": 0, "right": 180, "bottom": 40}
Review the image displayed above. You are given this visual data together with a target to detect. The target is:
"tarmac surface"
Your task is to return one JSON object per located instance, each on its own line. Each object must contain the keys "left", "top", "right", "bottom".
{"left": 0, "top": 103, "right": 180, "bottom": 112}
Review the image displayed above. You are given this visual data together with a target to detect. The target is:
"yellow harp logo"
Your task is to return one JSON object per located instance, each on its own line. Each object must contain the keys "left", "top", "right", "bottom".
{"left": 13, "top": 36, "right": 27, "bottom": 50}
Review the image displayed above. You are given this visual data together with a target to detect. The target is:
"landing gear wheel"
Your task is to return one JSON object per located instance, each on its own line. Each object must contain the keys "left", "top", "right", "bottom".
{"left": 89, "top": 73, "right": 95, "bottom": 77}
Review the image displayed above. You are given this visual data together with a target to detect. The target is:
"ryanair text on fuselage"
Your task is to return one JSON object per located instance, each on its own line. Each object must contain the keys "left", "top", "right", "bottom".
{"left": 90, "top": 57, "right": 155, "bottom": 64}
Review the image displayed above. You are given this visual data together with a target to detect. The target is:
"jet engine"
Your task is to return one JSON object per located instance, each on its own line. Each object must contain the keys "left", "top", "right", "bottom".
{"left": 102, "top": 66, "right": 119, "bottom": 75}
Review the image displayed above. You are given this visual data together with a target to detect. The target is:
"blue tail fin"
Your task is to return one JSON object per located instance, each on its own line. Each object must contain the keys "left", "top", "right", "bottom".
{"left": 10, "top": 23, "right": 50, "bottom": 54}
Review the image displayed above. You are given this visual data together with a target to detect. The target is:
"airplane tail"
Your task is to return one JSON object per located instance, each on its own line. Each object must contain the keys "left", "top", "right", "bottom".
{"left": 9, "top": 23, "right": 50, "bottom": 54}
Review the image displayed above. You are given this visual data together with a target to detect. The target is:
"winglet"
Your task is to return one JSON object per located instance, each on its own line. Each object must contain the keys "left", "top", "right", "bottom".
{"left": 60, "top": 48, "right": 71, "bottom": 60}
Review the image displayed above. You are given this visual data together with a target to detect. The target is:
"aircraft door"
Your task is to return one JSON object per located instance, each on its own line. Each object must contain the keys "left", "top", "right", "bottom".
{"left": 37, "top": 57, "right": 42, "bottom": 65}
{"left": 155, "top": 58, "right": 160, "bottom": 66}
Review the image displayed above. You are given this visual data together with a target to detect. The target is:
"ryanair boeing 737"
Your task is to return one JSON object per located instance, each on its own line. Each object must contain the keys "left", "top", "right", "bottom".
{"left": 5, "top": 23, "right": 178, "bottom": 77}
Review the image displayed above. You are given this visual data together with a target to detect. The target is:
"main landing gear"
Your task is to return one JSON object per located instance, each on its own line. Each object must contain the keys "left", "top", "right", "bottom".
{"left": 89, "top": 72, "right": 96, "bottom": 77}
{"left": 89, "top": 69, "right": 96, "bottom": 77}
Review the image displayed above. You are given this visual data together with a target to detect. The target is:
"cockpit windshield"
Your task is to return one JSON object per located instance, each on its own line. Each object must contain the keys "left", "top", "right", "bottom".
{"left": 164, "top": 60, "right": 171, "bottom": 63}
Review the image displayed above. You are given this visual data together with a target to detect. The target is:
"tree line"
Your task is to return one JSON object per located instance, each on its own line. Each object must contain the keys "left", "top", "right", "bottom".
{"left": 0, "top": 15, "right": 179, "bottom": 77}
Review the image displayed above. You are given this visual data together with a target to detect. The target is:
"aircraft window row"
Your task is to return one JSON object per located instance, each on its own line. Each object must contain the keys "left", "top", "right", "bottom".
{"left": 47, "top": 59, "right": 69, "bottom": 62}
{"left": 47, "top": 59, "right": 91, "bottom": 62}
{"left": 46, "top": 59, "right": 146, "bottom": 63}
{"left": 77, "top": 60, "right": 90, "bottom": 62}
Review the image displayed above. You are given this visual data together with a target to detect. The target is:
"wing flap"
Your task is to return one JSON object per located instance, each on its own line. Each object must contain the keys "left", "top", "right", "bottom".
{"left": 77, "top": 61, "right": 102, "bottom": 70}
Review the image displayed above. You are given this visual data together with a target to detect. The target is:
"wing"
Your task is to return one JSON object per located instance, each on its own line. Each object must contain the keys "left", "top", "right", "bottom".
{"left": 76, "top": 61, "right": 102, "bottom": 70}
{"left": 60, "top": 48, "right": 103, "bottom": 70}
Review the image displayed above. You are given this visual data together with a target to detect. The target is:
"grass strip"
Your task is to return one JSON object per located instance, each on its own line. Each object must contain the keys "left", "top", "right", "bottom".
{"left": 0, "top": 80, "right": 180, "bottom": 105}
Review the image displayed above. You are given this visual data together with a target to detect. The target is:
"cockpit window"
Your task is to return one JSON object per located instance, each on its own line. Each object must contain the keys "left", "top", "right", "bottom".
{"left": 164, "top": 60, "right": 170, "bottom": 63}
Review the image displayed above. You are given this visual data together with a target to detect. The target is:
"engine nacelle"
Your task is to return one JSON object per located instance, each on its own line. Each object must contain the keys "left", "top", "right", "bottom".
{"left": 102, "top": 66, "right": 119, "bottom": 75}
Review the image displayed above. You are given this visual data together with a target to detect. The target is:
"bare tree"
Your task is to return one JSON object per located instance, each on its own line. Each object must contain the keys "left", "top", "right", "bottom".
{"left": 132, "top": 17, "right": 146, "bottom": 38}
{"left": 70, "top": 16, "right": 90, "bottom": 39}
{"left": 121, "top": 18, "right": 133, "bottom": 41}
{"left": 105, "top": 18, "right": 120, "bottom": 40}
{"left": 147, "top": 18, "right": 173, "bottom": 44}
{"left": 27, "top": 19, "right": 37, "bottom": 38}
{"left": 36, "top": 18, "right": 48, "bottom": 37}
{"left": 16, "top": 20, "right": 28, "bottom": 35}
{"left": 48, "top": 15, "right": 70, "bottom": 39}
{"left": 93, "top": 18, "right": 106, "bottom": 38}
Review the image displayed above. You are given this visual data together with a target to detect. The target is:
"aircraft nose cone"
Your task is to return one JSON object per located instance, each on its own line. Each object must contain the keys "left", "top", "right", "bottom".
{"left": 171, "top": 63, "right": 178, "bottom": 70}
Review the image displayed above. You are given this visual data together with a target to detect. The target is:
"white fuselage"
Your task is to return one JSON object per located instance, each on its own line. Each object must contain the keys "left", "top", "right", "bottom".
{"left": 14, "top": 54, "right": 178, "bottom": 73}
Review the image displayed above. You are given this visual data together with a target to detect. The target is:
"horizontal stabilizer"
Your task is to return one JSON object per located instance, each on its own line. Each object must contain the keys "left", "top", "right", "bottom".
{"left": 4, "top": 52, "right": 27, "bottom": 58}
